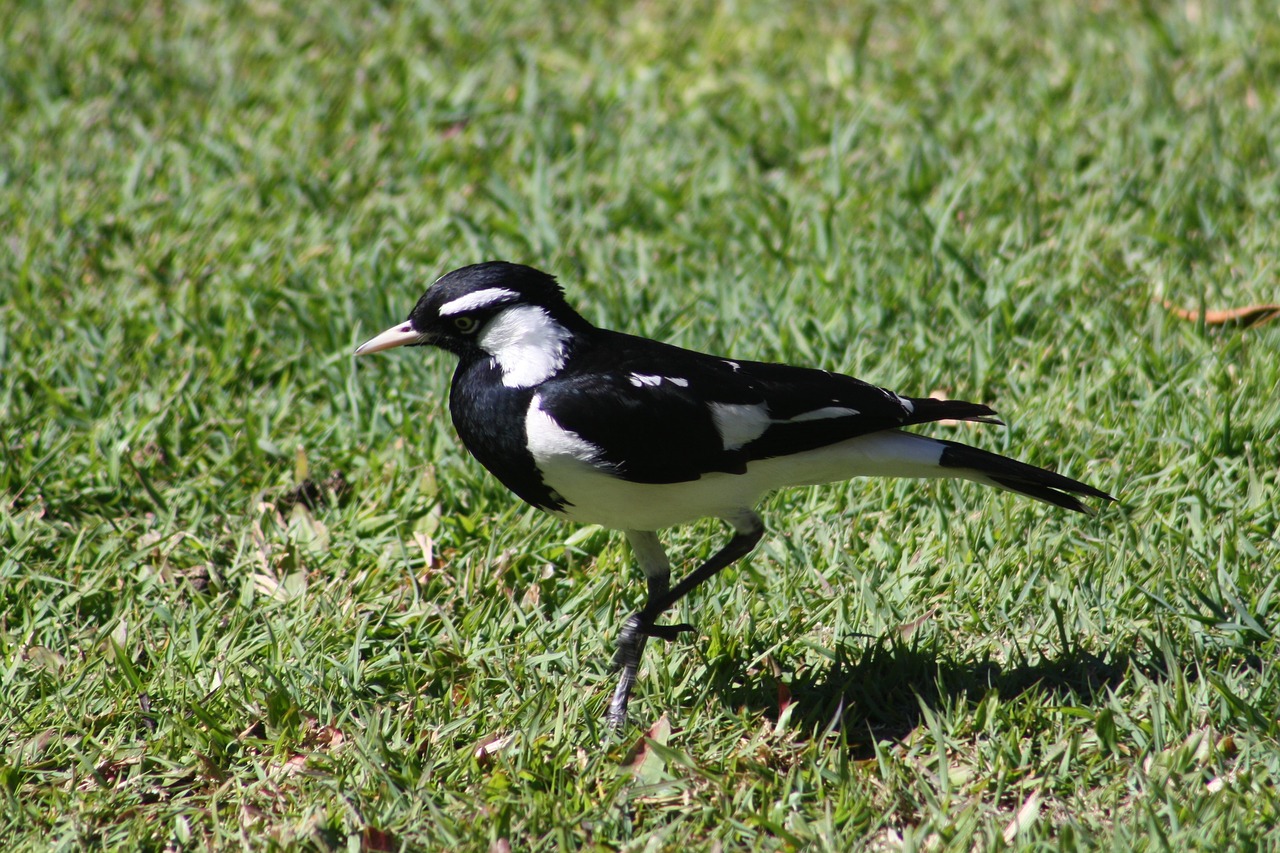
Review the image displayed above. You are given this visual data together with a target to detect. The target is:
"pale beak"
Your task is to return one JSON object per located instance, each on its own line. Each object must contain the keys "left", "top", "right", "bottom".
{"left": 354, "top": 322, "right": 426, "bottom": 355}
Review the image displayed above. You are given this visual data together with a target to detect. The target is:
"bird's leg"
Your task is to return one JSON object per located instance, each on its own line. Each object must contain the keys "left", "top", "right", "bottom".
{"left": 607, "top": 514, "right": 764, "bottom": 729}
{"left": 609, "top": 530, "right": 671, "bottom": 730}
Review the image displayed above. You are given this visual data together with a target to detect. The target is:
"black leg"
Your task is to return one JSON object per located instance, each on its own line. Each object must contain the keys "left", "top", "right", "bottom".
{"left": 607, "top": 516, "right": 764, "bottom": 730}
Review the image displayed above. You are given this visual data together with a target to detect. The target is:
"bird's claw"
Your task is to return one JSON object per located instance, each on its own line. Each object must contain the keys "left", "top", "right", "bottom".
{"left": 617, "top": 613, "right": 696, "bottom": 644}
{"left": 643, "top": 621, "right": 696, "bottom": 641}
{"left": 607, "top": 616, "right": 698, "bottom": 731}
{"left": 612, "top": 614, "right": 696, "bottom": 670}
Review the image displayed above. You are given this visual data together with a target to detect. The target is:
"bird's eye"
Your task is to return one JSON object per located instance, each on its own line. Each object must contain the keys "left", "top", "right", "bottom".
{"left": 453, "top": 315, "right": 480, "bottom": 334}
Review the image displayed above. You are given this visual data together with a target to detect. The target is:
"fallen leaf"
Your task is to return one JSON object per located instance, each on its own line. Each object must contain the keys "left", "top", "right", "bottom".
{"left": 1163, "top": 301, "right": 1280, "bottom": 328}
{"left": 300, "top": 719, "right": 346, "bottom": 751}
{"left": 626, "top": 713, "right": 672, "bottom": 779}
{"left": 777, "top": 680, "right": 793, "bottom": 716}
{"left": 364, "top": 828, "right": 398, "bottom": 852}
{"left": 277, "top": 753, "right": 309, "bottom": 777}
{"left": 897, "top": 608, "right": 938, "bottom": 639}
{"left": 474, "top": 733, "right": 515, "bottom": 764}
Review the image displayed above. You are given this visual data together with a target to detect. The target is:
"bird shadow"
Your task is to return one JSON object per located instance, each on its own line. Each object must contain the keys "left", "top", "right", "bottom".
{"left": 712, "top": 635, "right": 1166, "bottom": 758}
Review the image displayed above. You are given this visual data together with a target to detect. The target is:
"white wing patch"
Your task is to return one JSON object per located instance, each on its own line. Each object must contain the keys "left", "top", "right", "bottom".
{"left": 789, "top": 406, "right": 861, "bottom": 422}
{"left": 525, "top": 394, "right": 606, "bottom": 465}
{"left": 478, "top": 305, "right": 571, "bottom": 388}
{"left": 710, "top": 402, "right": 771, "bottom": 451}
{"left": 439, "top": 287, "right": 518, "bottom": 317}
{"left": 708, "top": 401, "right": 866, "bottom": 452}
{"left": 628, "top": 373, "right": 690, "bottom": 388}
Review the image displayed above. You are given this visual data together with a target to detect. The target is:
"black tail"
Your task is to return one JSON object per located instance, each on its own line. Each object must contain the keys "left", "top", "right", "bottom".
{"left": 905, "top": 397, "right": 1005, "bottom": 428}
{"left": 937, "top": 439, "right": 1115, "bottom": 514}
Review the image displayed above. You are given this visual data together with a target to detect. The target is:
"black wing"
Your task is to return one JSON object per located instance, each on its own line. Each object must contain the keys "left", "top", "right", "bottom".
{"left": 536, "top": 331, "right": 1000, "bottom": 484}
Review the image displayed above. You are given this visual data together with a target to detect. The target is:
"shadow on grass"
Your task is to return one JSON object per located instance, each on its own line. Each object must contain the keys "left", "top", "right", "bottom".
{"left": 716, "top": 637, "right": 1161, "bottom": 757}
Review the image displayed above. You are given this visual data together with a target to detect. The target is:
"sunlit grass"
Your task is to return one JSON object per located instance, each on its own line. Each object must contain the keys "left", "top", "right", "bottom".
{"left": 3, "top": 0, "right": 1280, "bottom": 848}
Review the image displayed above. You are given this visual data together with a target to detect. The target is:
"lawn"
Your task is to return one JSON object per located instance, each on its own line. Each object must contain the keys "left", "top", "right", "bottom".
{"left": 3, "top": 0, "right": 1280, "bottom": 848}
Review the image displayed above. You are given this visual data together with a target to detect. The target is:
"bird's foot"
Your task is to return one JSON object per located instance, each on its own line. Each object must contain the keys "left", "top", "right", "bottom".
{"left": 612, "top": 614, "right": 695, "bottom": 668}
{"left": 606, "top": 614, "right": 697, "bottom": 731}
{"left": 605, "top": 693, "right": 629, "bottom": 732}
{"left": 642, "top": 621, "right": 696, "bottom": 641}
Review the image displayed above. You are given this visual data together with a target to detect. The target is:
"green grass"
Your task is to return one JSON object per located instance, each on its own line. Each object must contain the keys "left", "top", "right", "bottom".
{"left": 4, "top": 0, "right": 1280, "bottom": 848}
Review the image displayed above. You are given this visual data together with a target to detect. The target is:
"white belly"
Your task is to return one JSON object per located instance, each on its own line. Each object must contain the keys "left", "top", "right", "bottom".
{"left": 537, "top": 459, "right": 773, "bottom": 530}
{"left": 534, "top": 430, "right": 951, "bottom": 531}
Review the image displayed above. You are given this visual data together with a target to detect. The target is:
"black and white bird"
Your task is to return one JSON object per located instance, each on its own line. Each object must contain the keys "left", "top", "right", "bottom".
{"left": 355, "top": 261, "right": 1113, "bottom": 728}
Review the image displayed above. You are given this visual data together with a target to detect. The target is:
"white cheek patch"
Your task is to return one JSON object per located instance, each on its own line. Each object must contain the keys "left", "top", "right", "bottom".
{"left": 789, "top": 406, "right": 861, "bottom": 422}
{"left": 628, "top": 373, "right": 690, "bottom": 388}
{"left": 478, "top": 305, "right": 572, "bottom": 388}
{"left": 439, "top": 287, "right": 518, "bottom": 317}
{"left": 710, "top": 402, "right": 771, "bottom": 451}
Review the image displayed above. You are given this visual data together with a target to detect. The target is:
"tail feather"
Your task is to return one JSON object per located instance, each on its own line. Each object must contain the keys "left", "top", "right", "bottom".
{"left": 937, "top": 439, "right": 1115, "bottom": 514}
{"left": 905, "top": 397, "right": 1005, "bottom": 428}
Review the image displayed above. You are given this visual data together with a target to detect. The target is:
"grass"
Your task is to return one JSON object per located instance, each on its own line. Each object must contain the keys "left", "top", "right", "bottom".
{"left": 3, "top": 0, "right": 1280, "bottom": 848}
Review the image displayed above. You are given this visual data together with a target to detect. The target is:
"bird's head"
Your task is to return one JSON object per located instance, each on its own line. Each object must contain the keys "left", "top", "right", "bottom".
{"left": 356, "top": 262, "right": 591, "bottom": 386}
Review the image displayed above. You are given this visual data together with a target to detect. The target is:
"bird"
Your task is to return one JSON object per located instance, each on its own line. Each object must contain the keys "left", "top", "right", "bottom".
{"left": 355, "top": 261, "right": 1114, "bottom": 729}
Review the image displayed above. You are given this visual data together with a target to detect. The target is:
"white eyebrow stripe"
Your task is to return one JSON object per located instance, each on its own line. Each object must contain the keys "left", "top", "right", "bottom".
{"left": 438, "top": 287, "right": 518, "bottom": 317}
{"left": 788, "top": 406, "right": 861, "bottom": 422}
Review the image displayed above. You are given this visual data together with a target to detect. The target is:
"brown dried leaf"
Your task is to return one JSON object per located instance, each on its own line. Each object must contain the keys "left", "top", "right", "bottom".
{"left": 474, "top": 733, "right": 515, "bottom": 764}
{"left": 299, "top": 719, "right": 346, "bottom": 751}
{"left": 277, "top": 753, "right": 309, "bottom": 777}
{"left": 777, "top": 680, "right": 793, "bottom": 716}
{"left": 1163, "top": 301, "right": 1280, "bottom": 328}
{"left": 626, "top": 713, "right": 672, "bottom": 777}
{"left": 364, "top": 829, "right": 398, "bottom": 852}
{"left": 897, "top": 608, "right": 938, "bottom": 639}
